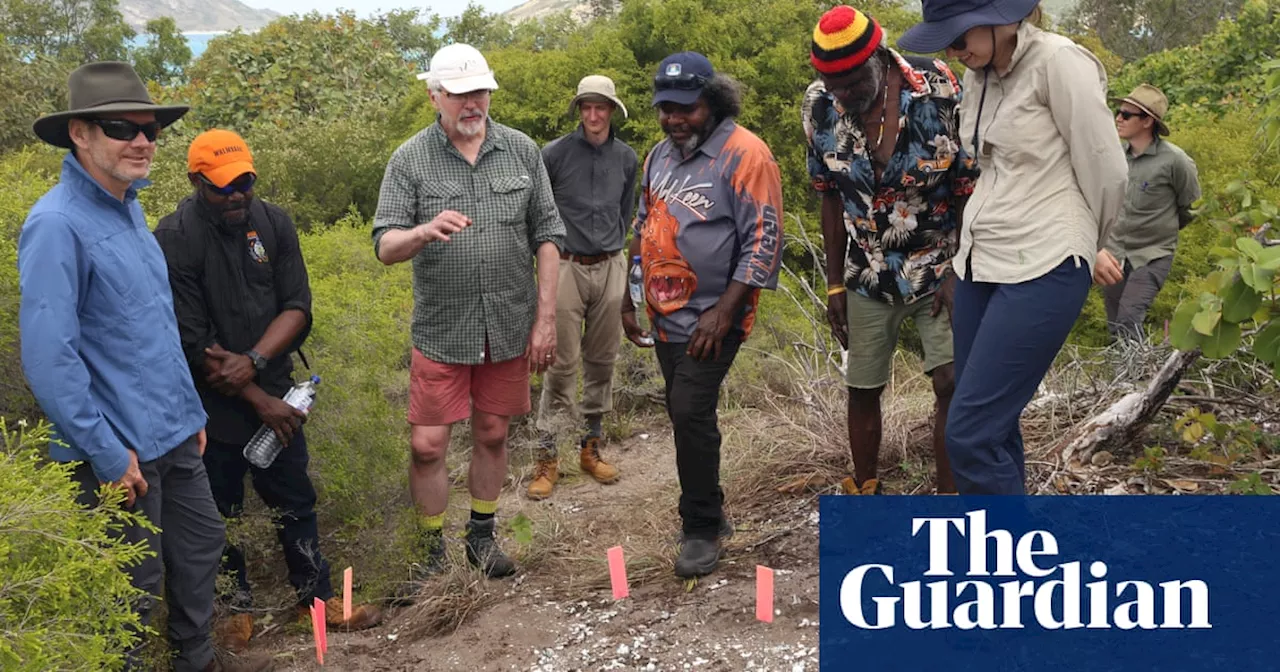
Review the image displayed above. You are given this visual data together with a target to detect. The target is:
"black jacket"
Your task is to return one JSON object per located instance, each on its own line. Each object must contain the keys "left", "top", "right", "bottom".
{"left": 155, "top": 196, "right": 313, "bottom": 445}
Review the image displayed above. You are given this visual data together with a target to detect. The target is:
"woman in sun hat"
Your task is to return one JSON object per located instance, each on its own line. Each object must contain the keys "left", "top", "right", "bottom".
{"left": 896, "top": 1, "right": 1129, "bottom": 495}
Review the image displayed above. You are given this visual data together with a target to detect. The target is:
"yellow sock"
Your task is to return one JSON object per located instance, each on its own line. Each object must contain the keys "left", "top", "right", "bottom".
{"left": 470, "top": 497, "right": 497, "bottom": 520}
{"left": 421, "top": 513, "right": 445, "bottom": 532}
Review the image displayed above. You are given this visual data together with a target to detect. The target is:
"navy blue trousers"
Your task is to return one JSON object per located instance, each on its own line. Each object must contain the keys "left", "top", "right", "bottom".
{"left": 203, "top": 427, "right": 333, "bottom": 608}
{"left": 946, "top": 257, "right": 1092, "bottom": 494}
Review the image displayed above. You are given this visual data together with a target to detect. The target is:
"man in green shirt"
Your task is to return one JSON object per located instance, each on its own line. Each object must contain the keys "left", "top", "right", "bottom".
{"left": 372, "top": 43, "right": 565, "bottom": 595}
{"left": 1098, "top": 84, "right": 1201, "bottom": 342}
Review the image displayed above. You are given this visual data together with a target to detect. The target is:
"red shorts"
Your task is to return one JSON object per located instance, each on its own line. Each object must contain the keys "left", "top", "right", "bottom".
{"left": 407, "top": 348, "right": 532, "bottom": 426}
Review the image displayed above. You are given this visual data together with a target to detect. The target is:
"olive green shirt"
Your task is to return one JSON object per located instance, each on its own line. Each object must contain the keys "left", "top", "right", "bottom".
{"left": 371, "top": 119, "right": 565, "bottom": 365}
{"left": 1106, "top": 137, "right": 1200, "bottom": 269}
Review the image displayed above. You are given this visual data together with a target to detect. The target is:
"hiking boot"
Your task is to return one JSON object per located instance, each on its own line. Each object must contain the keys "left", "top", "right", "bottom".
{"left": 390, "top": 530, "right": 446, "bottom": 606}
{"left": 295, "top": 597, "right": 384, "bottom": 631}
{"left": 579, "top": 436, "right": 620, "bottom": 484}
{"left": 841, "top": 477, "right": 882, "bottom": 495}
{"left": 213, "top": 613, "right": 254, "bottom": 653}
{"left": 202, "top": 648, "right": 275, "bottom": 672}
{"left": 526, "top": 457, "right": 559, "bottom": 500}
{"left": 464, "top": 518, "right": 517, "bottom": 578}
{"left": 674, "top": 536, "right": 721, "bottom": 578}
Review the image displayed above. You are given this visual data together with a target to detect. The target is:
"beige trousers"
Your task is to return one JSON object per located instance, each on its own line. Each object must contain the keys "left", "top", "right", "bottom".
{"left": 536, "top": 252, "right": 627, "bottom": 442}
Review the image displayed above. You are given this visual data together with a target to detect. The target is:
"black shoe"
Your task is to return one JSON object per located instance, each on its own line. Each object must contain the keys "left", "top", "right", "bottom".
{"left": 674, "top": 536, "right": 721, "bottom": 578}
{"left": 465, "top": 519, "right": 517, "bottom": 578}
{"left": 391, "top": 530, "right": 446, "bottom": 605}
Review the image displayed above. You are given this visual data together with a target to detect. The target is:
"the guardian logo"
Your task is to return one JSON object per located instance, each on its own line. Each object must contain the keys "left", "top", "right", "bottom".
{"left": 841, "top": 510, "right": 1212, "bottom": 631}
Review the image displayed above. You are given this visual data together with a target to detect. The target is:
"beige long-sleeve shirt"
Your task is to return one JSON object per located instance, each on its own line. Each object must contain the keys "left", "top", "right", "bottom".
{"left": 954, "top": 22, "right": 1128, "bottom": 284}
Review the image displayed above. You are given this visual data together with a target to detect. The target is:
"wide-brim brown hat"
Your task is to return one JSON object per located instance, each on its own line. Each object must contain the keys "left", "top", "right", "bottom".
{"left": 1112, "top": 83, "right": 1170, "bottom": 136}
{"left": 33, "top": 61, "right": 190, "bottom": 149}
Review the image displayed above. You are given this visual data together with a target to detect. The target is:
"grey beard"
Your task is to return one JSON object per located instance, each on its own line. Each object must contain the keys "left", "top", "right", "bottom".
{"left": 677, "top": 133, "right": 702, "bottom": 155}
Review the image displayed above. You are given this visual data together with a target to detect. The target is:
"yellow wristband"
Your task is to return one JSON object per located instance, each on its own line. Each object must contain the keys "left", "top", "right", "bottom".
{"left": 827, "top": 285, "right": 847, "bottom": 296}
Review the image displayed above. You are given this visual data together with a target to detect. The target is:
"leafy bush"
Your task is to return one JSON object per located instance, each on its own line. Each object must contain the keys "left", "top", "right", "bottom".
{"left": 0, "top": 418, "right": 155, "bottom": 672}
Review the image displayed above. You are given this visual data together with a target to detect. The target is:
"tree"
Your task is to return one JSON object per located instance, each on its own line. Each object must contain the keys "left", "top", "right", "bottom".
{"left": 1065, "top": 0, "right": 1247, "bottom": 62}
{"left": 0, "top": 0, "right": 133, "bottom": 63}
{"left": 131, "top": 17, "right": 191, "bottom": 85}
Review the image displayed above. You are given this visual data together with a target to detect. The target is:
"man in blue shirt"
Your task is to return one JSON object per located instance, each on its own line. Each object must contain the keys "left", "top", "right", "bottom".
{"left": 19, "top": 62, "right": 272, "bottom": 672}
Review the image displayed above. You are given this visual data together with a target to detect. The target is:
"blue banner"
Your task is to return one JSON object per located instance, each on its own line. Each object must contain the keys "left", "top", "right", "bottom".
{"left": 819, "top": 496, "right": 1280, "bottom": 671}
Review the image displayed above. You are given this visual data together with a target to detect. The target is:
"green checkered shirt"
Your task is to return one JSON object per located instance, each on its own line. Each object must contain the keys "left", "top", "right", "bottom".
{"left": 372, "top": 119, "right": 565, "bottom": 365}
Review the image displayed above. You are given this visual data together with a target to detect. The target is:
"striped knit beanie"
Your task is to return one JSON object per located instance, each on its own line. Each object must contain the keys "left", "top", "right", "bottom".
{"left": 811, "top": 5, "right": 884, "bottom": 75}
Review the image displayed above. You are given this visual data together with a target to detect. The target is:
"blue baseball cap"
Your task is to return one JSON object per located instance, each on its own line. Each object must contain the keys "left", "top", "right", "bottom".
{"left": 898, "top": 0, "right": 1039, "bottom": 54}
{"left": 652, "top": 51, "right": 714, "bottom": 107}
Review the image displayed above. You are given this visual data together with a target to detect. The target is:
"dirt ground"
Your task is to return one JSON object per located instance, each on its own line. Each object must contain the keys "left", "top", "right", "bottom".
{"left": 249, "top": 426, "right": 826, "bottom": 671}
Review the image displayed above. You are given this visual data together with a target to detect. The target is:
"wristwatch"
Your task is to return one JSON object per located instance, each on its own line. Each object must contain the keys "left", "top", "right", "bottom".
{"left": 245, "top": 349, "right": 268, "bottom": 371}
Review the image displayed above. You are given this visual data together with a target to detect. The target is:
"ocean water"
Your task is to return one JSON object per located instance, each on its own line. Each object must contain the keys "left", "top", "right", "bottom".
{"left": 129, "top": 32, "right": 220, "bottom": 60}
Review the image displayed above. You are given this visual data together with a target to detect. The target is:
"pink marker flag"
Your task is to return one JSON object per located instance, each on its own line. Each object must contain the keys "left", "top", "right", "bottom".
{"left": 607, "top": 545, "right": 629, "bottom": 599}
{"left": 310, "top": 604, "right": 324, "bottom": 665}
{"left": 314, "top": 597, "right": 328, "bottom": 654}
{"left": 343, "top": 566, "right": 353, "bottom": 623}
{"left": 756, "top": 565, "right": 774, "bottom": 623}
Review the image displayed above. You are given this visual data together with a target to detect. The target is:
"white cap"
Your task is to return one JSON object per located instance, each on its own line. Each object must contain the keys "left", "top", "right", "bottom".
{"left": 417, "top": 43, "right": 499, "bottom": 94}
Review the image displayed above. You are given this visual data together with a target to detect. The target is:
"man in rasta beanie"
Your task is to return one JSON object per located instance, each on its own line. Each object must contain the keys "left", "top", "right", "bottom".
{"left": 802, "top": 5, "right": 980, "bottom": 496}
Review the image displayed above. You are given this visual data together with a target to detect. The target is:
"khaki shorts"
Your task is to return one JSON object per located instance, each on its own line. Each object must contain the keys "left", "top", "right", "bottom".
{"left": 844, "top": 290, "right": 954, "bottom": 389}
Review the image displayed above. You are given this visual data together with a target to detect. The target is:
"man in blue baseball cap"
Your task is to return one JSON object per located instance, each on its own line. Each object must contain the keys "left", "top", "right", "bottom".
{"left": 622, "top": 51, "right": 785, "bottom": 578}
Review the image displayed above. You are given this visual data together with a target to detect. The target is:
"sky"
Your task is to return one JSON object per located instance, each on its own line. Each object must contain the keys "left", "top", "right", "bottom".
{"left": 242, "top": 0, "right": 529, "bottom": 20}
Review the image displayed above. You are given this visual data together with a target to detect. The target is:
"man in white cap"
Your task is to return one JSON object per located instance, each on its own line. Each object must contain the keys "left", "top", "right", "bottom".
{"left": 373, "top": 43, "right": 565, "bottom": 596}
{"left": 527, "top": 75, "right": 638, "bottom": 500}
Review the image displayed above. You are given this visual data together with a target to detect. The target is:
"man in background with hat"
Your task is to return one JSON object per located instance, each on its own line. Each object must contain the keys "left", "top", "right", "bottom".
{"left": 623, "top": 51, "right": 784, "bottom": 578}
{"left": 19, "top": 62, "right": 270, "bottom": 672}
{"left": 155, "top": 129, "right": 383, "bottom": 652}
{"left": 802, "top": 5, "right": 979, "bottom": 496}
{"left": 373, "top": 43, "right": 564, "bottom": 594}
{"left": 1098, "top": 83, "right": 1201, "bottom": 342}
{"left": 527, "top": 74, "right": 638, "bottom": 500}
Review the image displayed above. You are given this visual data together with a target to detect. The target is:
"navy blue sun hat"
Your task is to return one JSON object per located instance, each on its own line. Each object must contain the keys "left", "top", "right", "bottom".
{"left": 897, "top": 0, "right": 1040, "bottom": 54}
{"left": 652, "top": 51, "right": 715, "bottom": 107}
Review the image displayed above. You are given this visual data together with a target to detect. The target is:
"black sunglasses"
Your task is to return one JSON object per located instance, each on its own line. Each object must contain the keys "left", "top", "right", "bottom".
{"left": 949, "top": 35, "right": 967, "bottom": 51}
{"left": 1116, "top": 110, "right": 1148, "bottom": 120}
{"left": 90, "top": 118, "right": 161, "bottom": 143}
{"left": 654, "top": 72, "right": 708, "bottom": 91}
{"left": 198, "top": 173, "right": 256, "bottom": 196}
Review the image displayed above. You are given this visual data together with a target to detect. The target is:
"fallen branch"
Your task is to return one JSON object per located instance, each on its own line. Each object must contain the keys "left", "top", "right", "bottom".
{"left": 1057, "top": 349, "right": 1201, "bottom": 468}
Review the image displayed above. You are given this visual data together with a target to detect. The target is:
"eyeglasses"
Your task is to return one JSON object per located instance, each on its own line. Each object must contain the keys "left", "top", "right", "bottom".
{"left": 90, "top": 118, "right": 161, "bottom": 143}
{"left": 198, "top": 173, "right": 256, "bottom": 195}
{"left": 949, "top": 35, "right": 967, "bottom": 51}
{"left": 1116, "top": 110, "right": 1148, "bottom": 120}
{"left": 654, "top": 72, "right": 707, "bottom": 91}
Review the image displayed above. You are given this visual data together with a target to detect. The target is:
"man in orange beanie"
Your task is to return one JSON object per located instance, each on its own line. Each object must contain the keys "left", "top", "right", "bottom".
{"left": 155, "top": 129, "right": 383, "bottom": 653}
{"left": 803, "top": 5, "right": 979, "bottom": 495}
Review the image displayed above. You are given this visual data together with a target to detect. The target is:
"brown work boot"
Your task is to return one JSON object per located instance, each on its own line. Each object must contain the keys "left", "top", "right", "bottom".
{"left": 213, "top": 612, "right": 254, "bottom": 653}
{"left": 295, "top": 597, "right": 384, "bottom": 631}
{"left": 526, "top": 457, "right": 559, "bottom": 500}
{"left": 579, "top": 436, "right": 619, "bottom": 484}
{"left": 841, "top": 477, "right": 883, "bottom": 495}
{"left": 202, "top": 648, "right": 275, "bottom": 672}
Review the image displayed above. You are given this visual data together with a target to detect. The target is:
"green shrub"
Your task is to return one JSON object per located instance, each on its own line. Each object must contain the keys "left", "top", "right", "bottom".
{"left": 0, "top": 418, "right": 155, "bottom": 672}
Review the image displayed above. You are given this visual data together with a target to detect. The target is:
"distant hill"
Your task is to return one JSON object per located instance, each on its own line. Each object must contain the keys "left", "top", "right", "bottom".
{"left": 502, "top": 0, "right": 1080, "bottom": 24}
{"left": 503, "top": 0, "right": 592, "bottom": 23}
{"left": 119, "top": 0, "right": 279, "bottom": 32}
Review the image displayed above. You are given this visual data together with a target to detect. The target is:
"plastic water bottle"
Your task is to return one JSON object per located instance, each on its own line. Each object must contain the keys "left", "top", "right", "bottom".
{"left": 627, "top": 256, "right": 655, "bottom": 346}
{"left": 242, "top": 375, "right": 320, "bottom": 469}
{"left": 628, "top": 256, "right": 644, "bottom": 306}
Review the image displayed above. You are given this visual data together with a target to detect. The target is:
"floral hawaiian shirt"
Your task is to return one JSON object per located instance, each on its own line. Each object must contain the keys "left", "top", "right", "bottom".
{"left": 802, "top": 50, "right": 979, "bottom": 306}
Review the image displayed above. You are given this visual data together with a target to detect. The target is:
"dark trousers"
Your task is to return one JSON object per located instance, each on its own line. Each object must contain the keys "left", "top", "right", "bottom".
{"left": 946, "top": 258, "right": 1092, "bottom": 494}
{"left": 655, "top": 338, "right": 741, "bottom": 540}
{"left": 203, "top": 426, "right": 333, "bottom": 608}
{"left": 73, "top": 435, "right": 223, "bottom": 672}
{"left": 1102, "top": 255, "right": 1173, "bottom": 342}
